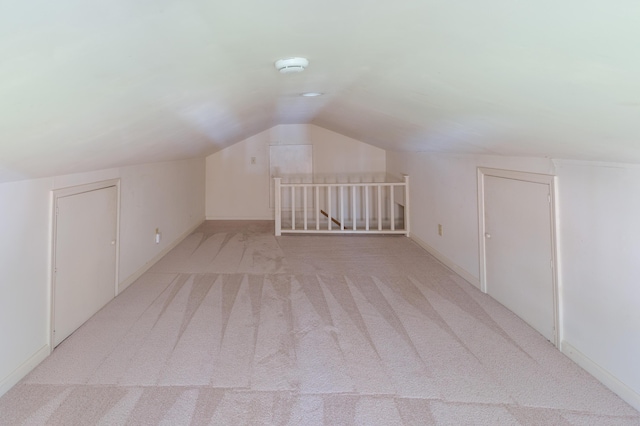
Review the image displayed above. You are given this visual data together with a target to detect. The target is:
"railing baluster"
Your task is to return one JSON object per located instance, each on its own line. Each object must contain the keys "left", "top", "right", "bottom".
{"left": 352, "top": 185, "right": 357, "bottom": 230}
{"left": 377, "top": 185, "right": 382, "bottom": 231}
{"left": 365, "top": 185, "right": 370, "bottom": 231}
{"left": 315, "top": 185, "right": 320, "bottom": 230}
{"left": 390, "top": 184, "right": 395, "bottom": 231}
{"left": 327, "top": 186, "right": 332, "bottom": 230}
{"left": 340, "top": 186, "right": 344, "bottom": 230}
{"left": 303, "top": 186, "right": 308, "bottom": 230}
{"left": 291, "top": 186, "right": 295, "bottom": 230}
{"left": 404, "top": 175, "right": 410, "bottom": 237}
{"left": 274, "top": 178, "right": 281, "bottom": 236}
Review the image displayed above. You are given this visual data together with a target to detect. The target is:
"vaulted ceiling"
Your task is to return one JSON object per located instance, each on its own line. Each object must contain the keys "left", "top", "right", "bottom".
{"left": 2, "top": 0, "right": 640, "bottom": 182}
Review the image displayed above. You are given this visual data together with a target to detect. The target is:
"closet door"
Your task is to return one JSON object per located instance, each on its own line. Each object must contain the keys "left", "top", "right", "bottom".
{"left": 479, "top": 168, "right": 558, "bottom": 344}
{"left": 54, "top": 186, "right": 118, "bottom": 347}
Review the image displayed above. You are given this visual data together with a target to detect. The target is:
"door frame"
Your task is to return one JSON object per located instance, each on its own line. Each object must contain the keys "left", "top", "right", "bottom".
{"left": 477, "top": 167, "right": 560, "bottom": 346}
{"left": 50, "top": 179, "right": 121, "bottom": 352}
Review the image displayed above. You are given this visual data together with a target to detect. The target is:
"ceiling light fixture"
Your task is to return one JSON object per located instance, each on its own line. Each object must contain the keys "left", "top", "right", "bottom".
{"left": 301, "top": 92, "right": 323, "bottom": 97}
{"left": 275, "top": 57, "right": 309, "bottom": 73}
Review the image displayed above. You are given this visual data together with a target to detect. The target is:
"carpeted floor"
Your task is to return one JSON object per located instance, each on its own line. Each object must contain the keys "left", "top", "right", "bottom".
{"left": 1, "top": 220, "right": 638, "bottom": 425}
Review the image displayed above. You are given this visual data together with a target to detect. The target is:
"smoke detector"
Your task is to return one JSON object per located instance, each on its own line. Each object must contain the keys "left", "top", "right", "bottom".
{"left": 275, "top": 57, "right": 309, "bottom": 73}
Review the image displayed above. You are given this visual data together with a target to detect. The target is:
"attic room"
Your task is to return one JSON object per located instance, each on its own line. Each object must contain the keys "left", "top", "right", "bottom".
{"left": 2, "top": 0, "right": 640, "bottom": 423}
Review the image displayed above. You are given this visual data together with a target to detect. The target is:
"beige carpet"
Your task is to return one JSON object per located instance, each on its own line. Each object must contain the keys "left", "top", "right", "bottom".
{"left": 1, "top": 220, "right": 638, "bottom": 425}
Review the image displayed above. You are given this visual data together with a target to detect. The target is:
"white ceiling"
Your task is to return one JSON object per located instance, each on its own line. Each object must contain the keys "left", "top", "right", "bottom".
{"left": 2, "top": 0, "right": 640, "bottom": 182}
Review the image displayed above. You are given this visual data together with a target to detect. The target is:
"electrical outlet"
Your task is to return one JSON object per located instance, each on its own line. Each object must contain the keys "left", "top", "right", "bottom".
{"left": 438, "top": 224, "right": 443, "bottom": 236}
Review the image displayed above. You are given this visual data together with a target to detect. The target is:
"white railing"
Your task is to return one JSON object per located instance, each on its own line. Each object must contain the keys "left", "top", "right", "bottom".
{"left": 274, "top": 176, "right": 410, "bottom": 236}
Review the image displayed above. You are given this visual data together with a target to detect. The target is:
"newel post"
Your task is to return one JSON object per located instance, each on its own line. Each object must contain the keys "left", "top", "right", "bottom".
{"left": 274, "top": 177, "right": 282, "bottom": 236}
{"left": 404, "top": 175, "right": 410, "bottom": 237}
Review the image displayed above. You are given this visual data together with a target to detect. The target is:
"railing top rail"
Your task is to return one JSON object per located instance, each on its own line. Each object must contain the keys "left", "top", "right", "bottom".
{"left": 278, "top": 182, "right": 406, "bottom": 188}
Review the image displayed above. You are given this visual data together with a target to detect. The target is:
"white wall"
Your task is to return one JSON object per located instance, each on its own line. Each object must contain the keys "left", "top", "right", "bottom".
{"left": 118, "top": 160, "right": 205, "bottom": 287}
{"left": 387, "top": 151, "right": 640, "bottom": 409}
{"left": 205, "top": 124, "right": 386, "bottom": 219}
{"left": 555, "top": 160, "right": 640, "bottom": 403}
{"left": 0, "top": 178, "right": 54, "bottom": 396}
{"left": 387, "top": 152, "right": 555, "bottom": 286}
{"left": 0, "top": 157, "right": 205, "bottom": 396}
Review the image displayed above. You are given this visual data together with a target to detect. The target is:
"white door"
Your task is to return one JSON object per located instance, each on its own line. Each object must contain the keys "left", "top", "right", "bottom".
{"left": 483, "top": 175, "right": 555, "bottom": 342}
{"left": 54, "top": 186, "right": 118, "bottom": 346}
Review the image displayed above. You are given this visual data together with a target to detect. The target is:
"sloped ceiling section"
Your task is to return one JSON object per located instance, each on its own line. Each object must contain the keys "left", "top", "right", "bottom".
{"left": 2, "top": 0, "right": 640, "bottom": 182}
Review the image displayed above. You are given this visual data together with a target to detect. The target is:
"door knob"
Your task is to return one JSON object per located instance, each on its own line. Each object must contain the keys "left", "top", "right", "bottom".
{"left": 111, "top": 240, "right": 116, "bottom": 245}
{"left": 485, "top": 233, "right": 491, "bottom": 239}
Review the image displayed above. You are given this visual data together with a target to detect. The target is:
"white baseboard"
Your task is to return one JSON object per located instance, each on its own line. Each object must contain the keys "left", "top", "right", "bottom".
{"left": 410, "top": 234, "right": 481, "bottom": 289}
{"left": 118, "top": 219, "right": 204, "bottom": 293}
{"left": 0, "top": 344, "right": 50, "bottom": 398}
{"left": 562, "top": 341, "right": 640, "bottom": 412}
